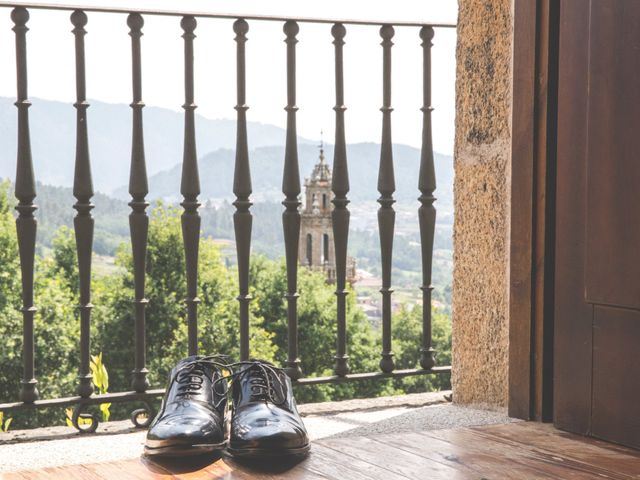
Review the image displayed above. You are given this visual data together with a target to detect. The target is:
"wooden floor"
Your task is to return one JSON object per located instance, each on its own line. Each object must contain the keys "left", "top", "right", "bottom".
{"left": 4, "top": 422, "right": 640, "bottom": 479}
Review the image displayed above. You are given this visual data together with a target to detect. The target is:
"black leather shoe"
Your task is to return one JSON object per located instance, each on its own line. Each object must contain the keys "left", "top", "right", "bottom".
{"left": 144, "top": 356, "right": 228, "bottom": 457}
{"left": 227, "top": 360, "right": 310, "bottom": 458}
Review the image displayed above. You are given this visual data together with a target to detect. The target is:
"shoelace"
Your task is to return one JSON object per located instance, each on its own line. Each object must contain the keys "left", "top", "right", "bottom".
{"left": 169, "top": 355, "right": 230, "bottom": 409}
{"left": 215, "top": 360, "right": 288, "bottom": 406}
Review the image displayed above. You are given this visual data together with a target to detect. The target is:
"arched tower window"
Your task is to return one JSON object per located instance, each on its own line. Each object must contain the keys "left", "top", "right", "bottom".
{"left": 306, "top": 234, "right": 313, "bottom": 265}
{"left": 322, "top": 193, "right": 328, "bottom": 210}
{"left": 323, "top": 233, "right": 330, "bottom": 263}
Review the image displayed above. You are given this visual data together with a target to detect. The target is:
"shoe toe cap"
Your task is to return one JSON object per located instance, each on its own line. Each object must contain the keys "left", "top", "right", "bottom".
{"left": 147, "top": 414, "right": 225, "bottom": 447}
{"left": 231, "top": 411, "right": 308, "bottom": 450}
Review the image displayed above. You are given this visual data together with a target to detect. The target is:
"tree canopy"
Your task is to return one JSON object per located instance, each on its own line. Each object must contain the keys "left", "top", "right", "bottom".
{"left": 0, "top": 190, "right": 451, "bottom": 428}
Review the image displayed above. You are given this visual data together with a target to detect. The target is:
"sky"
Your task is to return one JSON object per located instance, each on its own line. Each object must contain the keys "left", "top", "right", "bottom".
{"left": 0, "top": 0, "right": 457, "bottom": 154}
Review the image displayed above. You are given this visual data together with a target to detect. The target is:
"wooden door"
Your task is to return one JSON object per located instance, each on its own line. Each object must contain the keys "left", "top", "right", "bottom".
{"left": 555, "top": 0, "right": 640, "bottom": 449}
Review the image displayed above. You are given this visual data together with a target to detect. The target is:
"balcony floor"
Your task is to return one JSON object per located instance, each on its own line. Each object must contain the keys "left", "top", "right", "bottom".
{"left": 2, "top": 394, "right": 639, "bottom": 479}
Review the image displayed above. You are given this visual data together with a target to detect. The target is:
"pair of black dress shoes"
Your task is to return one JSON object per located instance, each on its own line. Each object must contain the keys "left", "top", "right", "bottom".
{"left": 144, "top": 356, "right": 309, "bottom": 459}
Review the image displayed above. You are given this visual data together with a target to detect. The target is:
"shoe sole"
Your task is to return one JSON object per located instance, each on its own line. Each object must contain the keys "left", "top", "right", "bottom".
{"left": 226, "top": 444, "right": 311, "bottom": 459}
{"left": 144, "top": 440, "right": 226, "bottom": 457}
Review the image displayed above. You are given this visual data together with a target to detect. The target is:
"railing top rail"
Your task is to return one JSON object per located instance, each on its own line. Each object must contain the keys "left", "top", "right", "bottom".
{"left": 0, "top": 1, "right": 457, "bottom": 28}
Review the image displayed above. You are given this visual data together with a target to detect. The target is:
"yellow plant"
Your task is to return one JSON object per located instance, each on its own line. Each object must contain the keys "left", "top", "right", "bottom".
{"left": 0, "top": 411, "right": 12, "bottom": 433}
{"left": 90, "top": 353, "right": 111, "bottom": 422}
{"left": 65, "top": 352, "right": 111, "bottom": 427}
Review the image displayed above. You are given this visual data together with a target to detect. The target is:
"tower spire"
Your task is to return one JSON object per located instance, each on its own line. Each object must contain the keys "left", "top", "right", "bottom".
{"left": 309, "top": 129, "right": 330, "bottom": 182}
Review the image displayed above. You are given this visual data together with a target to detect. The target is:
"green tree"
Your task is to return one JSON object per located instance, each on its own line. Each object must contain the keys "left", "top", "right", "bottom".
{"left": 0, "top": 183, "right": 80, "bottom": 428}
{"left": 0, "top": 181, "right": 19, "bottom": 313}
{"left": 93, "top": 204, "right": 276, "bottom": 393}
{"left": 391, "top": 305, "right": 452, "bottom": 393}
{"left": 0, "top": 192, "right": 453, "bottom": 427}
{"left": 249, "top": 256, "right": 393, "bottom": 402}
{"left": 49, "top": 226, "right": 79, "bottom": 291}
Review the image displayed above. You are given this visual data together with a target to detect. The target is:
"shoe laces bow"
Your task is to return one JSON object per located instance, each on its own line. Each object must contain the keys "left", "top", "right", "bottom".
{"left": 217, "top": 360, "right": 288, "bottom": 406}
{"left": 170, "top": 355, "right": 230, "bottom": 409}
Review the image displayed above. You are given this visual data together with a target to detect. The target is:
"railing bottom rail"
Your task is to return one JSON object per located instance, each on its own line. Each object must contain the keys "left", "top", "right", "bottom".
{"left": 0, "top": 389, "right": 165, "bottom": 412}
{"left": 0, "top": 366, "right": 451, "bottom": 410}
{"left": 0, "top": 366, "right": 451, "bottom": 432}
{"left": 296, "top": 366, "right": 451, "bottom": 385}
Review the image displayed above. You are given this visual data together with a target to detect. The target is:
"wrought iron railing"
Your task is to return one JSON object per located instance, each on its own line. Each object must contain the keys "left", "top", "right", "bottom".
{"left": 0, "top": 3, "right": 454, "bottom": 433}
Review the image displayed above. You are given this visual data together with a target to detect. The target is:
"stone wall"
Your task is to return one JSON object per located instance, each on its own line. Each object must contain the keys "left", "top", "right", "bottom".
{"left": 452, "top": 0, "right": 513, "bottom": 408}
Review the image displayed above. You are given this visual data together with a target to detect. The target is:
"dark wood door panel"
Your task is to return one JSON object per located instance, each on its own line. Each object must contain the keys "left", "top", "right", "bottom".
{"left": 593, "top": 306, "right": 640, "bottom": 449}
{"left": 585, "top": 1, "right": 640, "bottom": 309}
{"left": 554, "top": 0, "right": 593, "bottom": 435}
{"left": 556, "top": 0, "right": 640, "bottom": 449}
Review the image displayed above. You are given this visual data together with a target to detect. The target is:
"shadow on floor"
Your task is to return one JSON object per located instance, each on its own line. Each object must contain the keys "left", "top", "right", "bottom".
{"left": 142, "top": 451, "right": 308, "bottom": 476}
{"left": 142, "top": 452, "right": 223, "bottom": 474}
{"left": 223, "top": 454, "right": 307, "bottom": 475}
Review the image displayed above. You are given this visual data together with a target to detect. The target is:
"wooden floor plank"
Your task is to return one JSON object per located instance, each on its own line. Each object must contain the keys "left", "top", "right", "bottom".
{"left": 473, "top": 423, "right": 640, "bottom": 479}
{"left": 496, "top": 422, "right": 640, "bottom": 463}
{"left": 424, "top": 427, "right": 628, "bottom": 480}
{"left": 301, "top": 443, "right": 409, "bottom": 480}
{"left": 219, "top": 455, "right": 328, "bottom": 480}
{"left": 43, "top": 466, "right": 103, "bottom": 480}
{"left": 1, "top": 472, "right": 48, "bottom": 480}
{"left": 2, "top": 464, "right": 114, "bottom": 480}
{"left": 171, "top": 459, "right": 232, "bottom": 480}
{"left": 145, "top": 454, "right": 226, "bottom": 480}
{"left": 5, "top": 422, "right": 640, "bottom": 479}
{"left": 317, "top": 435, "right": 474, "bottom": 479}
{"left": 432, "top": 427, "right": 618, "bottom": 479}
{"left": 83, "top": 458, "right": 175, "bottom": 479}
{"left": 379, "top": 430, "right": 560, "bottom": 479}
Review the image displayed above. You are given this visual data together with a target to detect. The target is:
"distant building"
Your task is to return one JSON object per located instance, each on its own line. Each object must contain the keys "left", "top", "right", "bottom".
{"left": 299, "top": 140, "right": 357, "bottom": 284}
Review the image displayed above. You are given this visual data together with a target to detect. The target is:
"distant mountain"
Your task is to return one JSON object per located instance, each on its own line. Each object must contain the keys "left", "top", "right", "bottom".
{"left": 117, "top": 143, "right": 454, "bottom": 209}
{"left": 0, "top": 97, "right": 315, "bottom": 194}
{"left": 0, "top": 97, "right": 453, "bottom": 209}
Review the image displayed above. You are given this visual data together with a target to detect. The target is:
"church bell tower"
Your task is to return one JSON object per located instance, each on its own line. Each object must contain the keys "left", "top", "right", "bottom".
{"left": 299, "top": 139, "right": 337, "bottom": 282}
{"left": 299, "top": 136, "right": 357, "bottom": 284}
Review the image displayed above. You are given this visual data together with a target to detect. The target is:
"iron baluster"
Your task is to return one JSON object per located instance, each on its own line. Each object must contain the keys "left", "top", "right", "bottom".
{"left": 233, "top": 19, "right": 253, "bottom": 362}
{"left": 127, "top": 13, "right": 150, "bottom": 392}
{"left": 378, "top": 24, "right": 396, "bottom": 373}
{"left": 180, "top": 15, "right": 201, "bottom": 356}
{"left": 282, "top": 20, "right": 302, "bottom": 380}
{"left": 331, "top": 23, "right": 350, "bottom": 377}
{"left": 71, "top": 10, "right": 94, "bottom": 398}
{"left": 418, "top": 26, "right": 437, "bottom": 370}
{"left": 12, "top": 6, "right": 38, "bottom": 404}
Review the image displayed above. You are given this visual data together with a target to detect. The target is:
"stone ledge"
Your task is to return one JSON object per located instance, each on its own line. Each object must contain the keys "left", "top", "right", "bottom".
{"left": 298, "top": 390, "right": 450, "bottom": 415}
{"left": 0, "top": 418, "right": 141, "bottom": 445}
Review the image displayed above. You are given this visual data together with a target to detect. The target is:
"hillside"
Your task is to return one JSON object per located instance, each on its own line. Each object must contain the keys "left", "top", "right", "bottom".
{"left": 1, "top": 97, "right": 453, "bottom": 209}
{"left": 0, "top": 97, "right": 314, "bottom": 193}
{"left": 116, "top": 143, "right": 454, "bottom": 209}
